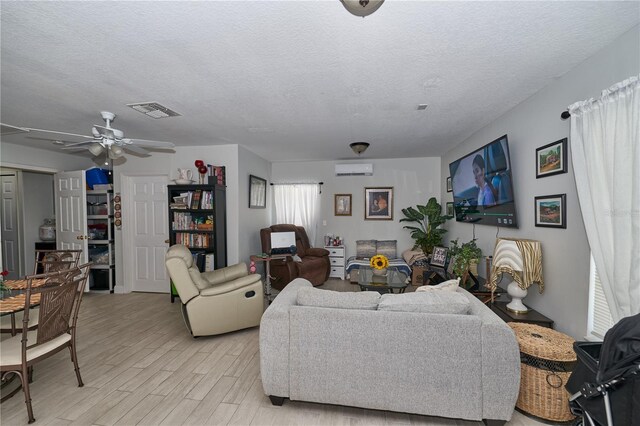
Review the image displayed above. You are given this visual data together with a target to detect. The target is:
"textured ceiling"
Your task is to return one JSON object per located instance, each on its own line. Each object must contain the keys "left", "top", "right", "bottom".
{"left": 1, "top": 1, "right": 638, "bottom": 162}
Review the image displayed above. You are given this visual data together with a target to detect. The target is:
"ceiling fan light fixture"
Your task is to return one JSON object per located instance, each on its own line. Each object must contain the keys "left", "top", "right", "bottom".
{"left": 350, "top": 142, "right": 370, "bottom": 155}
{"left": 109, "top": 145, "right": 124, "bottom": 159}
{"left": 88, "top": 143, "right": 105, "bottom": 156}
{"left": 340, "top": 0, "right": 385, "bottom": 17}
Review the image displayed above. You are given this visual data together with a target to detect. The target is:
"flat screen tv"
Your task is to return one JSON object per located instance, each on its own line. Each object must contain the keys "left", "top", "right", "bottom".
{"left": 448, "top": 135, "right": 518, "bottom": 228}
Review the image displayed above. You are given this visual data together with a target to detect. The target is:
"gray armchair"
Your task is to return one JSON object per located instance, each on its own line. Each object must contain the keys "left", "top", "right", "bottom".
{"left": 165, "top": 244, "right": 264, "bottom": 337}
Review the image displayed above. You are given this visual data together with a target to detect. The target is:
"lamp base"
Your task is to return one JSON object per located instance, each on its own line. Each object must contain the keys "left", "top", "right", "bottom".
{"left": 506, "top": 281, "right": 529, "bottom": 313}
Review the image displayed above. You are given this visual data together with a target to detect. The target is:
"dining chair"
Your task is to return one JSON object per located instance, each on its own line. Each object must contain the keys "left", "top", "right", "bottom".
{"left": 1, "top": 251, "right": 84, "bottom": 335}
{"left": 33, "top": 249, "right": 82, "bottom": 274}
{"left": 0, "top": 265, "right": 90, "bottom": 423}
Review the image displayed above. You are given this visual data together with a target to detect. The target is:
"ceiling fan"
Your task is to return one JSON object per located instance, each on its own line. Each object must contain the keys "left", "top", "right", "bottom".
{"left": 14, "top": 111, "right": 176, "bottom": 159}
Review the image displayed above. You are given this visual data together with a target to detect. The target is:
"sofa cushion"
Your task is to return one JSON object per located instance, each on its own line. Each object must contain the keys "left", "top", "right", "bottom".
{"left": 415, "top": 278, "right": 460, "bottom": 292}
{"left": 376, "top": 240, "right": 397, "bottom": 259}
{"left": 378, "top": 291, "right": 470, "bottom": 315}
{"left": 356, "top": 240, "right": 377, "bottom": 258}
{"left": 297, "top": 287, "right": 380, "bottom": 310}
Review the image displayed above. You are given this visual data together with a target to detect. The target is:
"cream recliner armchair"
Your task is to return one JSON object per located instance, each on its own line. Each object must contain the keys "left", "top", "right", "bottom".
{"left": 165, "top": 244, "right": 264, "bottom": 337}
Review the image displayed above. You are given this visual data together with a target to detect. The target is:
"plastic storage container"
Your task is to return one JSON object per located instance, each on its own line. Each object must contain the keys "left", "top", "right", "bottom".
{"left": 85, "top": 168, "right": 108, "bottom": 189}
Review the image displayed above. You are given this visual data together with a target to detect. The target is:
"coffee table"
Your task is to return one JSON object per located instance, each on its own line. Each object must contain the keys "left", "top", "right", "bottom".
{"left": 357, "top": 266, "right": 409, "bottom": 294}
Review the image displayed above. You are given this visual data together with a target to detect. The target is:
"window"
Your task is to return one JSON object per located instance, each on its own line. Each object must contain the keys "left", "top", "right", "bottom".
{"left": 273, "top": 184, "right": 321, "bottom": 245}
{"left": 587, "top": 255, "right": 614, "bottom": 340}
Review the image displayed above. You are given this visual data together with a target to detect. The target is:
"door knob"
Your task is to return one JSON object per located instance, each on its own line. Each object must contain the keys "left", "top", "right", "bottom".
{"left": 165, "top": 239, "right": 170, "bottom": 244}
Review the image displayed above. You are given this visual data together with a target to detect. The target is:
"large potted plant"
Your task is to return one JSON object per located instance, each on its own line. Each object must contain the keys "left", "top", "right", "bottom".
{"left": 448, "top": 238, "right": 482, "bottom": 287}
{"left": 400, "top": 197, "right": 451, "bottom": 256}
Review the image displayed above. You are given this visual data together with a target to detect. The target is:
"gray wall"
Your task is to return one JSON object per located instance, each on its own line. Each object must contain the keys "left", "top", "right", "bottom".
{"left": 113, "top": 145, "right": 240, "bottom": 292}
{"left": 238, "top": 145, "right": 272, "bottom": 265}
{"left": 441, "top": 25, "right": 640, "bottom": 339}
{"left": 271, "top": 157, "right": 441, "bottom": 258}
{"left": 21, "top": 171, "right": 55, "bottom": 274}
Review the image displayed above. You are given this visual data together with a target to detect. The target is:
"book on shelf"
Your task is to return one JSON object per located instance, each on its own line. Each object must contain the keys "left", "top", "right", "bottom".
{"left": 175, "top": 232, "right": 210, "bottom": 248}
{"left": 172, "top": 213, "right": 213, "bottom": 231}
{"left": 190, "top": 190, "right": 202, "bottom": 209}
{"left": 205, "top": 253, "right": 215, "bottom": 272}
{"left": 207, "top": 165, "right": 226, "bottom": 186}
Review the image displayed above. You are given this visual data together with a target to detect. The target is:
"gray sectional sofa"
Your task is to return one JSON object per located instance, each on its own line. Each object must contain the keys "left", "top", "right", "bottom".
{"left": 259, "top": 278, "right": 521, "bottom": 425}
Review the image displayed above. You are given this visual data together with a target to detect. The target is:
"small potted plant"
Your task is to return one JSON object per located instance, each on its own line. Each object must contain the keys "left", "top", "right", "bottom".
{"left": 0, "top": 270, "right": 10, "bottom": 296}
{"left": 448, "top": 238, "right": 482, "bottom": 287}
{"left": 370, "top": 254, "right": 389, "bottom": 276}
{"left": 400, "top": 197, "right": 452, "bottom": 256}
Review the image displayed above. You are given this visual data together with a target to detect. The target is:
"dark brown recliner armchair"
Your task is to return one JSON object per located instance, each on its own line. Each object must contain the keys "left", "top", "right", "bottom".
{"left": 260, "top": 224, "right": 330, "bottom": 290}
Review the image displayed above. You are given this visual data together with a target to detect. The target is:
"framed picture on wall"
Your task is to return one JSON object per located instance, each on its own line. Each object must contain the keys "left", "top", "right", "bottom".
{"left": 249, "top": 175, "right": 267, "bottom": 208}
{"left": 536, "top": 138, "right": 568, "bottom": 178}
{"left": 334, "top": 194, "right": 352, "bottom": 216}
{"left": 364, "top": 187, "right": 393, "bottom": 220}
{"left": 446, "top": 202, "right": 454, "bottom": 217}
{"left": 534, "top": 193, "right": 566, "bottom": 228}
{"left": 446, "top": 177, "right": 452, "bottom": 192}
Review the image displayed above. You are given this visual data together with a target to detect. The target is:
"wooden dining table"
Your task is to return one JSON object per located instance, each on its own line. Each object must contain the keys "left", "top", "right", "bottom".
{"left": 1, "top": 279, "right": 46, "bottom": 329}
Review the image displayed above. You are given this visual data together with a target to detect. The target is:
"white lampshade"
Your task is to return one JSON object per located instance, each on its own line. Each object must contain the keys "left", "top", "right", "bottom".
{"left": 493, "top": 239, "right": 524, "bottom": 273}
{"left": 340, "top": 0, "right": 385, "bottom": 17}
{"left": 88, "top": 143, "right": 105, "bottom": 156}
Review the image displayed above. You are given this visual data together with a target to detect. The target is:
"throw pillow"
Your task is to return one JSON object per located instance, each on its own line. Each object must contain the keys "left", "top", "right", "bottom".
{"left": 415, "top": 278, "right": 460, "bottom": 292}
{"left": 377, "top": 291, "right": 470, "bottom": 315}
{"left": 376, "top": 240, "right": 397, "bottom": 259}
{"left": 356, "top": 240, "right": 377, "bottom": 258}
{"left": 297, "top": 287, "right": 380, "bottom": 310}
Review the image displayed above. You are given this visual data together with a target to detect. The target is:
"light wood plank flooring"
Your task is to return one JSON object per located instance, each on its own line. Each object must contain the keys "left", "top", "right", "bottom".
{"left": 1, "top": 280, "right": 554, "bottom": 425}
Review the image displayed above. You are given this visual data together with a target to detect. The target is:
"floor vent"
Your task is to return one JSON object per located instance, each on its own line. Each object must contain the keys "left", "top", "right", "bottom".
{"left": 126, "top": 102, "right": 181, "bottom": 119}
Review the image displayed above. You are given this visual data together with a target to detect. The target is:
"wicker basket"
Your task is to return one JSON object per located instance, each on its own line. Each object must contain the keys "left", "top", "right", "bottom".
{"left": 509, "top": 323, "right": 577, "bottom": 422}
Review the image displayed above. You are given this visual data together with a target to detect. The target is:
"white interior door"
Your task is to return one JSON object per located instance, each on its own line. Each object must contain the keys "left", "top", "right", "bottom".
{"left": 124, "top": 175, "right": 169, "bottom": 293}
{"left": 1, "top": 173, "right": 22, "bottom": 278}
{"left": 54, "top": 171, "right": 88, "bottom": 262}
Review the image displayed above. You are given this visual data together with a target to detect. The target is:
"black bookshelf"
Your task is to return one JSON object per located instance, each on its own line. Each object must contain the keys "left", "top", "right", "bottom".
{"left": 167, "top": 183, "right": 227, "bottom": 302}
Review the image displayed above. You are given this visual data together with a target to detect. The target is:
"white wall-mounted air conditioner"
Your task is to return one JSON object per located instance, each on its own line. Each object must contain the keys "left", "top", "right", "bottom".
{"left": 335, "top": 163, "right": 373, "bottom": 176}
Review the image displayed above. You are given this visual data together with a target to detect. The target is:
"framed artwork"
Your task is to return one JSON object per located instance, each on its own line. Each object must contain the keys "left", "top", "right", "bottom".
{"left": 446, "top": 202, "right": 454, "bottom": 217}
{"left": 430, "top": 246, "right": 448, "bottom": 267}
{"left": 446, "top": 176, "right": 452, "bottom": 192}
{"left": 534, "top": 194, "right": 566, "bottom": 228}
{"left": 334, "top": 194, "right": 352, "bottom": 216}
{"left": 536, "top": 138, "right": 568, "bottom": 178}
{"left": 249, "top": 175, "right": 267, "bottom": 208}
{"left": 364, "top": 187, "right": 393, "bottom": 220}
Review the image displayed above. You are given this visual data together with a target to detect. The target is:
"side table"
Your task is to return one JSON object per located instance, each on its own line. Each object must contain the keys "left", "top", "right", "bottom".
{"left": 490, "top": 301, "right": 554, "bottom": 328}
{"left": 250, "top": 254, "right": 290, "bottom": 303}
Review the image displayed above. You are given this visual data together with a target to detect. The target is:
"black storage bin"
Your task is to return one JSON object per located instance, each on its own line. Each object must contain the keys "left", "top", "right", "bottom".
{"left": 90, "top": 269, "right": 110, "bottom": 290}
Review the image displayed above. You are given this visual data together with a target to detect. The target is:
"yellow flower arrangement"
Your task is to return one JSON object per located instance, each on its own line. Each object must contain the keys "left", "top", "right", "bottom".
{"left": 370, "top": 254, "right": 389, "bottom": 270}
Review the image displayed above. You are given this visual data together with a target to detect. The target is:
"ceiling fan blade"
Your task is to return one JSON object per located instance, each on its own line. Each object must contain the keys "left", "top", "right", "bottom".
{"left": 27, "top": 136, "right": 84, "bottom": 145}
{"left": 93, "top": 124, "right": 116, "bottom": 138}
{"left": 126, "top": 138, "right": 175, "bottom": 148}
{"left": 63, "top": 140, "right": 97, "bottom": 147}
{"left": 122, "top": 144, "right": 151, "bottom": 156}
{"left": 24, "top": 127, "right": 94, "bottom": 139}
{"left": 61, "top": 146, "right": 90, "bottom": 151}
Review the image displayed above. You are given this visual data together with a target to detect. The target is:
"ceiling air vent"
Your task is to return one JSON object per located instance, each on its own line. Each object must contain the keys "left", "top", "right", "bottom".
{"left": 126, "top": 102, "right": 181, "bottom": 119}
{"left": 0, "top": 123, "right": 29, "bottom": 136}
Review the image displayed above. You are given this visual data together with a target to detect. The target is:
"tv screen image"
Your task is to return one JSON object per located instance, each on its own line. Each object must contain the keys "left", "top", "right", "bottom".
{"left": 448, "top": 135, "right": 518, "bottom": 228}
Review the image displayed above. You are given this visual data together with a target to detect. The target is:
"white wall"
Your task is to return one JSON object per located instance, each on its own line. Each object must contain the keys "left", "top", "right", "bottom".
{"left": 237, "top": 146, "right": 271, "bottom": 264}
{"left": 112, "top": 145, "right": 239, "bottom": 292}
{"left": 441, "top": 25, "right": 640, "bottom": 339}
{"left": 0, "top": 142, "right": 94, "bottom": 171}
{"left": 21, "top": 172, "right": 55, "bottom": 274}
{"left": 271, "top": 157, "right": 441, "bottom": 258}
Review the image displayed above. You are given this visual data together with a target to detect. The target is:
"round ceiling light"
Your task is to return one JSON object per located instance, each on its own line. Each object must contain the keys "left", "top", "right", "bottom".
{"left": 350, "top": 142, "right": 370, "bottom": 155}
{"left": 340, "top": 0, "right": 385, "bottom": 17}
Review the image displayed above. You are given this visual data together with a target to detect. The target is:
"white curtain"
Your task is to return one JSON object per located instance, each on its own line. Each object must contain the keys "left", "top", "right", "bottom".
{"left": 273, "top": 184, "right": 321, "bottom": 246}
{"left": 569, "top": 75, "right": 639, "bottom": 323}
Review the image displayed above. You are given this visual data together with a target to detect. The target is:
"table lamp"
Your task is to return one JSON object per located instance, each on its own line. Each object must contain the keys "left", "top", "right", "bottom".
{"left": 487, "top": 238, "right": 544, "bottom": 313}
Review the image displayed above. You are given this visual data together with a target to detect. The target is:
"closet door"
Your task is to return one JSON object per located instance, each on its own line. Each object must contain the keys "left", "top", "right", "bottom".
{"left": 54, "top": 170, "right": 88, "bottom": 263}
{"left": 1, "top": 173, "right": 22, "bottom": 278}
